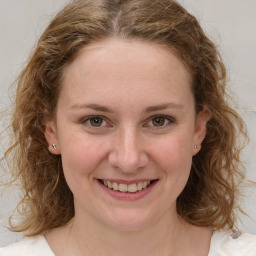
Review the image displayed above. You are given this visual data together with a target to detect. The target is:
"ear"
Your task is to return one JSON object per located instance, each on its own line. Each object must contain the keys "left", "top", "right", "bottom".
{"left": 193, "top": 106, "right": 211, "bottom": 156}
{"left": 44, "top": 120, "right": 61, "bottom": 155}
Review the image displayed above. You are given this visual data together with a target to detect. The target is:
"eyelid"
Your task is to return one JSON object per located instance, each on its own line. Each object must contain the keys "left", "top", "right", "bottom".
{"left": 80, "top": 115, "right": 112, "bottom": 128}
{"left": 144, "top": 114, "right": 175, "bottom": 128}
{"left": 79, "top": 114, "right": 175, "bottom": 129}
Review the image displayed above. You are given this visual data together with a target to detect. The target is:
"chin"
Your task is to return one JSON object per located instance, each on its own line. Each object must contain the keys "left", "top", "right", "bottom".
{"left": 102, "top": 208, "right": 155, "bottom": 231}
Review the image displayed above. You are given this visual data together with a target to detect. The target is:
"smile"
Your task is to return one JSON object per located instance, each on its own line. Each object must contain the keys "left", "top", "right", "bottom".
{"left": 97, "top": 179, "right": 158, "bottom": 201}
{"left": 101, "top": 180, "right": 152, "bottom": 193}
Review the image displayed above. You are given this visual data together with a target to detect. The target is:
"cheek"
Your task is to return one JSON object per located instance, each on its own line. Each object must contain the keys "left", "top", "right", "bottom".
{"left": 59, "top": 131, "right": 109, "bottom": 179}
{"left": 150, "top": 131, "right": 194, "bottom": 178}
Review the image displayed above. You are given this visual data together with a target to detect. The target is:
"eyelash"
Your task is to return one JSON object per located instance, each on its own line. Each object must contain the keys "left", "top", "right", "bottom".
{"left": 81, "top": 115, "right": 110, "bottom": 128}
{"left": 145, "top": 115, "right": 175, "bottom": 128}
{"left": 80, "top": 115, "right": 175, "bottom": 129}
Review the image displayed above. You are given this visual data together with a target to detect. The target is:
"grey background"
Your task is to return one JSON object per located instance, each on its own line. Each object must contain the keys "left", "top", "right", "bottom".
{"left": 0, "top": 0, "right": 256, "bottom": 247}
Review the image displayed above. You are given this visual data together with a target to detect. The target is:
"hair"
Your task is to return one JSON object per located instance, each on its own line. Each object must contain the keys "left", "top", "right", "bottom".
{"left": 1, "top": 0, "right": 248, "bottom": 236}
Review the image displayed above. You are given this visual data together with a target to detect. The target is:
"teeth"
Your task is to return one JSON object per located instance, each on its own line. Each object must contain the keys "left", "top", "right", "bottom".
{"left": 107, "top": 181, "right": 113, "bottom": 189}
{"left": 127, "top": 183, "right": 137, "bottom": 193}
{"left": 137, "top": 182, "right": 143, "bottom": 191}
{"left": 113, "top": 182, "right": 118, "bottom": 191}
{"left": 119, "top": 183, "right": 128, "bottom": 192}
{"left": 102, "top": 180, "right": 152, "bottom": 193}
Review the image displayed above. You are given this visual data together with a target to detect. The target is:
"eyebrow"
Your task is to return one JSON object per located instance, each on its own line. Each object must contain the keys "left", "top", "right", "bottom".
{"left": 70, "top": 103, "right": 114, "bottom": 113}
{"left": 70, "top": 103, "right": 184, "bottom": 113}
{"left": 144, "top": 103, "right": 184, "bottom": 113}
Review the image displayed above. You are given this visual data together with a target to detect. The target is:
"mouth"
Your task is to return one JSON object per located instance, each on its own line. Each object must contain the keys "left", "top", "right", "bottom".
{"left": 99, "top": 179, "right": 158, "bottom": 193}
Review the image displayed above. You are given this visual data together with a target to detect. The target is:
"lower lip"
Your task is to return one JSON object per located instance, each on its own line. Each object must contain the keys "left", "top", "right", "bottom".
{"left": 97, "top": 180, "right": 158, "bottom": 201}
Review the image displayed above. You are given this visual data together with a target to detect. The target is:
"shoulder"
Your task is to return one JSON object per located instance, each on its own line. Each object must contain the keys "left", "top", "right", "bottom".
{"left": 208, "top": 230, "right": 256, "bottom": 256}
{"left": 0, "top": 235, "right": 54, "bottom": 256}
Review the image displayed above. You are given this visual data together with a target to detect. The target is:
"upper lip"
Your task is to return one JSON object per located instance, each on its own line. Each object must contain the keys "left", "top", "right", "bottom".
{"left": 98, "top": 179, "right": 157, "bottom": 185}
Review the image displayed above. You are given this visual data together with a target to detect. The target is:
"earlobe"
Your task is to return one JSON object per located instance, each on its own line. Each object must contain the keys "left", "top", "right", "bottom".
{"left": 44, "top": 120, "right": 61, "bottom": 155}
{"left": 193, "top": 106, "right": 211, "bottom": 155}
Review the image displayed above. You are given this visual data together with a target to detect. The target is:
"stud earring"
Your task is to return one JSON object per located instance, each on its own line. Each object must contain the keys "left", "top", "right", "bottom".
{"left": 194, "top": 145, "right": 197, "bottom": 149}
{"left": 52, "top": 144, "right": 57, "bottom": 150}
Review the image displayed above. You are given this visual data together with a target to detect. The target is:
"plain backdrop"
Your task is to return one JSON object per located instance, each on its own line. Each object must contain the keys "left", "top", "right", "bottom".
{"left": 0, "top": 0, "right": 256, "bottom": 247}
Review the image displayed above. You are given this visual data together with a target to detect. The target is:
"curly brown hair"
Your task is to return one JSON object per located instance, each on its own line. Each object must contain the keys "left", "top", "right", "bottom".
{"left": 2, "top": 0, "right": 247, "bottom": 236}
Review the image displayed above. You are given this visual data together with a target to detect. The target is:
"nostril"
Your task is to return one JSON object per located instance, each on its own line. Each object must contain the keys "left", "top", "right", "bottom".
{"left": 108, "top": 150, "right": 149, "bottom": 173}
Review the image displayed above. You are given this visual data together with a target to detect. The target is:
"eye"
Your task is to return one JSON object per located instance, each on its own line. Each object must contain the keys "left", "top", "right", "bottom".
{"left": 146, "top": 115, "right": 174, "bottom": 128}
{"left": 89, "top": 117, "right": 104, "bottom": 127}
{"left": 151, "top": 116, "right": 166, "bottom": 127}
{"left": 82, "top": 116, "right": 109, "bottom": 128}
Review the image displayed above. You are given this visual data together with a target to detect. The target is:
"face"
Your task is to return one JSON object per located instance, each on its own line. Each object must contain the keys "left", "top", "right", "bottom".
{"left": 45, "top": 38, "right": 209, "bottom": 231}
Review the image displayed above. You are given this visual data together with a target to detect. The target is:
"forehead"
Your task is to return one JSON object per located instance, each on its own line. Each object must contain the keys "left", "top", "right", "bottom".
{"left": 63, "top": 38, "right": 191, "bottom": 80}
{"left": 59, "top": 38, "right": 193, "bottom": 108}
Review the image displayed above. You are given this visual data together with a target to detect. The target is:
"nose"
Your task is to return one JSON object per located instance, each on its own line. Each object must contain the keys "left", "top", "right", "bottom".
{"left": 108, "top": 126, "right": 149, "bottom": 173}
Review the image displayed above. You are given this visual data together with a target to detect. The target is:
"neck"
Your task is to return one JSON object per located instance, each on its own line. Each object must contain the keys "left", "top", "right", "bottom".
{"left": 64, "top": 211, "right": 192, "bottom": 256}
{"left": 45, "top": 208, "right": 212, "bottom": 256}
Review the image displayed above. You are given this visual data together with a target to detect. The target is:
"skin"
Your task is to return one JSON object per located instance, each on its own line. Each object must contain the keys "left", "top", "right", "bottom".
{"left": 45, "top": 38, "right": 212, "bottom": 256}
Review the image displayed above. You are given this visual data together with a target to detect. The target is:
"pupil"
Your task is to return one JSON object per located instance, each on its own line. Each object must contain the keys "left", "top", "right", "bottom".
{"left": 152, "top": 117, "right": 165, "bottom": 126}
{"left": 90, "top": 117, "right": 103, "bottom": 127}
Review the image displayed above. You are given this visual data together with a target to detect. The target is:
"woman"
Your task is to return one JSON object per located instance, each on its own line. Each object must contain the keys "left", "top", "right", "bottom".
{"left": 1, "top": 0, "right": 256, "bottom": 255}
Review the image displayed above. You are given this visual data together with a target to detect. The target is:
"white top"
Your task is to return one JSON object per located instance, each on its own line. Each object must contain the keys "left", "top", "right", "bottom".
{"left": 208, "top": 231, "right": 256, "bottom": 256}
{"left": 0, "top": 230, "right": 256, "bottom": 255}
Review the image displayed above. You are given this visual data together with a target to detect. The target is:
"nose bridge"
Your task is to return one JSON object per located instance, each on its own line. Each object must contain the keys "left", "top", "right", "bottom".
{"left": 109, "top": 124, "right": 148, "bottom": 172}
{"left": 121, "top": 126, "right": 139, "bottom": 162}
